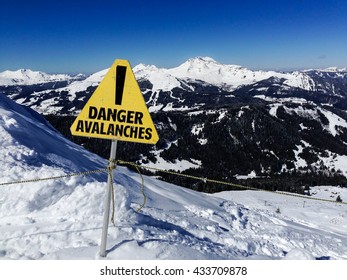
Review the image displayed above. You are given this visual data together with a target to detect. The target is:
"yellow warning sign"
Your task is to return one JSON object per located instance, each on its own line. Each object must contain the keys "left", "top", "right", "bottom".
{"left": 70, "top": 59, "right": 159, "bottom": 144}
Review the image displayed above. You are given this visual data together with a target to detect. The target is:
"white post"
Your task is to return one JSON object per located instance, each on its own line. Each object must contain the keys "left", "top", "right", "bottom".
{"left": 99, "top": 139, "right": 117, "bottom": 257}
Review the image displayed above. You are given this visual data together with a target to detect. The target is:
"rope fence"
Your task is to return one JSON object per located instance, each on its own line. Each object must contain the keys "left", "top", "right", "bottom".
{"left": 1, "top": 159, "right": 347, "bottom": 207}
{"left": 118, "top": 160, "right": 347, "bottom": 205}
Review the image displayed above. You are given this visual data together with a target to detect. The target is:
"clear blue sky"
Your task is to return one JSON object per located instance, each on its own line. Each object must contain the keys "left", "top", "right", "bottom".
{"left": 1, "top": 0, "right": 346, "bottom": 73}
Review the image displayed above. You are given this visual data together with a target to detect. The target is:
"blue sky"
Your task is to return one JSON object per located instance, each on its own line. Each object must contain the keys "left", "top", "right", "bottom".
{"left": 1, "top": 0, "right": 346, "bottom": 73}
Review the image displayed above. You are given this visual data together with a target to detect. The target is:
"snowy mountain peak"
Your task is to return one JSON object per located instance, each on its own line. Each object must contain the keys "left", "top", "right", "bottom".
{"left": 0, "top": 69, "right": 73, "bottom": 86}
{"left": 304, "top": 67, "right": 347, "bottom": 73}
{"left": 18, "top": 68, "right": 33, "bottom": 74}
{"left": 166, "top": 57, "right": 295, "bottom": 90}
{"left": 321, "top": 67, "right": 347, "bottom": 73}
{"left": 133, "top": 63, "right": 159, "bottom": 74}
{"left": 176, "top": 56, "right": 239, "bottom": 73}
{"left": 186, "top": 56, "right": 218, "bottom": 64}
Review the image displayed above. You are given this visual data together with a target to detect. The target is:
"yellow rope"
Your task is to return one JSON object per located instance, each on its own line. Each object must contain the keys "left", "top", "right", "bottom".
{"left": 117, "top": 160, "right": 347, "bottom": 206}
{"left": 133, "top": 164, "right": 147, "bottom": 213}
{"left": 107, "top": 159, "right": 117, "bottom": 226}
{"left": 0, "top": 168, "right": 108, "bottom": 186}
{"left": 109, "top": 159, "right": 147, "bottom": 213}
{"left": 1, "top": 159, "right": 346, "bottom": 206}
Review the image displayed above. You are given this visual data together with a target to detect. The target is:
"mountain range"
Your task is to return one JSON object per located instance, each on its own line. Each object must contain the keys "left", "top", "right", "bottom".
{"left": 2, "top": 57, "right": 347, "bottom": 114}
{"left": 0, "top": 68, "right": 85, "bottom": 86}
{"left": 1, "top": 57, "right": 347, "bottom": 193}
{"left": 2, "top": 57, "right": 347, "bottom": 113}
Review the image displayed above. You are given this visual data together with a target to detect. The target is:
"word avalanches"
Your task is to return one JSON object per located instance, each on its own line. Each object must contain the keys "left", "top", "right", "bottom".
{"left": 75, "top": 106, "right": 152, "bottom": 140}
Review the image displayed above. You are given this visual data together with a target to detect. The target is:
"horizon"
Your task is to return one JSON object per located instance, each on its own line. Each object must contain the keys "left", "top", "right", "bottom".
{"left": 1, "top": 56, "right": 346, "bottom": 76}
{"left": 1, "top": 0, "right": 347, "bottom": 73}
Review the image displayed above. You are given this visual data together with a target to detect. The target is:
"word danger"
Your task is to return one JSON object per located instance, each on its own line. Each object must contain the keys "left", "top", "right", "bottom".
{"left": 75, "top": 106, "right": 153, "bottom": 140}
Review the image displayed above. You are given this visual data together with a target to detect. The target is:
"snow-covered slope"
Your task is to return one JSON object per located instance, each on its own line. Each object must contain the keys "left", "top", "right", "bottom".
{"left": 0, "top": 69, "right": 73, "bottom": 86}
{"left": 1, "top": 94, "right": 347, "bottom": 260}
{"left": 62, "top": 68, "right": 107, "bottom": 94}
{"left": 133, "top": 64, "right": 182, "bottom": 92}
{"left": 25, "top": 68, "right": 108, "bottom": 106}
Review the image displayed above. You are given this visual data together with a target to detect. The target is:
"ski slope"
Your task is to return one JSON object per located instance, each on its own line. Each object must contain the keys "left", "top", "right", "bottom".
{"left": 1, "top": 94, "right": 347, "bottom": 260}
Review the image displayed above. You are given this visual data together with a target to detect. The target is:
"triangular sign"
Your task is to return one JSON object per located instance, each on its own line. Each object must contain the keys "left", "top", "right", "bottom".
{"left": 70, "top": 59, "right": 159, "bottom": 144}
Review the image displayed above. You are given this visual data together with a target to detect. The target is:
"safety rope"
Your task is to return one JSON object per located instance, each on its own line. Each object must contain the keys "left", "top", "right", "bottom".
{"left": 0, "top": 168, "right": 108, "bottom": 186}
{"left": 108, "top": 159, "right": 147, "bottom": 213}
{"left": 107, "top": 159, "right": 117, "bottom": 226}
{"left": 0, "top": 160, "right": 346, "bottom": 207}
{"left": 133, "top": 164, "right": 147, "bottom": 212}
{"left": 117, "top": 160, "right": 347, "bottom": 206}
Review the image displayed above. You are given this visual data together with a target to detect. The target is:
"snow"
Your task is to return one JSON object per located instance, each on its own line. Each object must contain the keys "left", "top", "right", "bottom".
{"left": 190, "top": 123, "right": 208, "bottom": 144}
{"left": 215, "top": 110, "right": 227, "bottom": 123}
{"left": 254, "top": 95, "right": 308, "bottom": 104}
{"left": 318, "top": 151, "right": 347, "bottom": 177}
{"left": 191, "top": 123, "right": 204, "bottom": 135}
{"left": 294, "top": 145, "right": 308, "bottom": 168}
{"left": 304, "top": 67, "right": 347, "bottom": 73}
{"left": 299, "top": 123, "right": 309, "bottom": 130}
{"left": 161, "top": 102, "right": 197, "bottom": 112}
{"left": 1, "top": 94, "right": 347, "bottom": 260}
{"left": 3, "top": 58, "right": 326, "bottom": 116}
{"left": 269, "top": 103, "right": 281, "bottom": 117}
{"left": 318, "top": 108, "right": 347, "bottom": 136}
{"left": 141, "top": 142, "right": 201, "bottom": 172}
{"left": 33, "top": 68, "right": 108, "bottom": 104}
{"left": 166, "top": 57, "right": 314, "bottom": 91}
{"left": 0, "top": 69, "right": 72, "bottom": 86}
{"left": 197, "top": 138, "right": 208, "bottom": 145}
{"left": 213, "top": 187, "right": 347, "bottom": 259}
{"left": 142, "top": 158, "right": 201, "bottom": 172}
{"left": 187, "top": 110, "right": 204, "bottom": 116}
{"left": 282, "top": 248, "right": 315, "bottom": 260}
{"left": 258, "top": 96, "right": 347, "bottom": 137}
{"left": 134, "top": 64, "right": 181, "bottom": 92}
{"left": 134, "top": 57, "right": 317, "bottom": 97}
{"left": 64, "top": 68, "right": 107, "bottom": 95}
{"left": 333, "top": 155, "right": 347, "bottom": 177}
{"left": 235, "top": 171, "right": 257, "bottom": 180}
{"left": 283, "top": 71, "right": 314, "bottom": 90}
{"left": 237, "top": 106, "right": 250, "bottom": 118}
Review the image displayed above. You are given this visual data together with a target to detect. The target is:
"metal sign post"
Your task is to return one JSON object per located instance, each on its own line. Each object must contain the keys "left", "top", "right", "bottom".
{"left": 70, "top": 59, "right": 159, "bottom": 258}
{"left": 99, "top": 139, "right": 117, "bottom": 257}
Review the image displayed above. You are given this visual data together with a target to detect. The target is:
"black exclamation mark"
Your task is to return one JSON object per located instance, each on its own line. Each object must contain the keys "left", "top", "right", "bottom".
{"left": 115, "top": 66, "right": 127, "bottom": 105}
